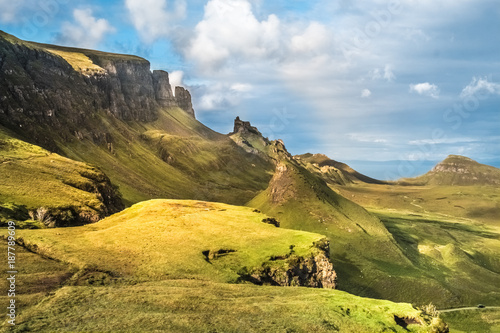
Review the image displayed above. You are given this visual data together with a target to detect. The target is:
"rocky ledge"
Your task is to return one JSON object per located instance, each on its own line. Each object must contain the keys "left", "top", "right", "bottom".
{"left": 240, "top": 238, "right": 337, "bottom": 289}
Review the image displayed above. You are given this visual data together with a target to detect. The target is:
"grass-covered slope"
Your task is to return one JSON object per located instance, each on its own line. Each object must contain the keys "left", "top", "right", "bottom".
{"left": 246, "top": 160, "right": 434, "bottom": 304}
{"left": 56, "top": 108, "right": 274, "bottom": 206}
{"left": 0, "top": 128, "right": 123, "bottom": 226}
{"left": 4, "top": 199, "right": 448, "bottom": 332}
{"left": 333, "top": 182, "right": 500, "bottom": 307}
{"left": 10, "top": 280, "right": 446, "bottom": 333}
{"left": 16, "top": 199, "right": 328, "bottom": 283}
{"left": 0, "top": 31, "right": 274, "bottom": 207}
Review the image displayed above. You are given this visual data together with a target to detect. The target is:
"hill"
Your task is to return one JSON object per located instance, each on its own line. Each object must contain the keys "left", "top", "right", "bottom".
{"left": 400, "top": 155, "right": 500, "bottom": 186}
{"left": 5, "top": 200, "right": 447, "bottom": 332}
{"left": 295, "top": 153, "right": 387, "bottom": 185}
{"left": 0, "top": 127, "right": 123, "bottom": 227}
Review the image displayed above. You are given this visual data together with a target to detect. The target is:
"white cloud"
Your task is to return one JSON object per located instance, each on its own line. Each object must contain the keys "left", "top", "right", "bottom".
{"left": 460, "top": 77, "right": 500, "bottom": 99}
{"left": 383, "top": 64, "right": 395, "bottom": 82}
{"left": 58, "top": 9, "right": 115, "bottom": 48}
{"left": 290, "top": 22, "right": 330, "bottom": 55}
{"left": 361, "top": 89, "right": 372, "bottom": 98}
{"left": 369, "top": 64, "right": 395, "bottom": 82}
{"left": 409, "top": 82, "right": 440, "bottom": 98}
{"left": 231, "top": 83, "right": 253, "bottom": 92}
{"left": 184, "top": 0, "right": 281, "bottom": 72}
{"left": 125, "top": 0, "right": 186, "bottom": 43}
{"left": 169, "top": 70, "right": 184, "bottom": 96}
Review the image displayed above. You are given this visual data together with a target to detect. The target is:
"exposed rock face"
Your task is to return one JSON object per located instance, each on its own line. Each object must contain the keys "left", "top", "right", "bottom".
{"left": 244, "top": 239, "right": 337, "bottom": 289}
{"left": 232, "top": 116, "right": 263, "bottom": 136}
{"left": 0, "top": 31, "right": 195, "bottom": 151}
{"left": 175, "top": 86, "right": 195, "bottom": 117}
{"left": 152, "top": 70, "right": 177, "bottom": 108}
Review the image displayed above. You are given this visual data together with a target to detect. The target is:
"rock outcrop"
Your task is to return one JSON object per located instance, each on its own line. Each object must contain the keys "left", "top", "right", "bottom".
{"left": 232, "top": 116, "right": 263, "bottom": 136}
{"left": 242, "top": 238, "right": 337, "bottom": 289}
{"left": 174, "top": 86, "right": 195, "bottom": 117}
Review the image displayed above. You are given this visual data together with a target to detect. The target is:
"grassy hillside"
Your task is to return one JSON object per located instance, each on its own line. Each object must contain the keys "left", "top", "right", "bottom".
{"left": 245, "top": 160, "right": 442, "bottom": 304}
{"left": 57, "top": 108, "right": 274, "bottom": 206}
{"left": 330, "top": 182, "right": 500, "bottom": 308}
{"left": 9, "top": 280, "right": 446, "bottom": 333}
{"left": 0, "top": 127, "right": 123, "bottom": 226}
{"left": 3, "top": 199, "right": 447, "bottom": 332}
{"left": 15, "top": 199, "right": 328, "bottom": 283}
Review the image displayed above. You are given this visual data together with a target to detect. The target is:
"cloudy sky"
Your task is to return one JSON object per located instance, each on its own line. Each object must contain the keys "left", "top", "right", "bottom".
{"left": 1, "top": 0, "right": 499, "bottom": 179}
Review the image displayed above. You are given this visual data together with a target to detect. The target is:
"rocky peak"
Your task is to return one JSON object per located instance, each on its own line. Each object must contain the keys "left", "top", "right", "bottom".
{"left": 232, "top": 116, "right": 263, "bottom": 136}
{"left": 152, "top": 70, "right": 176, "bottom": 108}
{"left": 175, "top": 86, "right": 195, "bottom": 118}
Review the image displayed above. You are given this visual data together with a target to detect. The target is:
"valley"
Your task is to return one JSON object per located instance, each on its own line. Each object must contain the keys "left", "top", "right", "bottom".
{"left": 0, "top": 30, "right": 498, "bottom": 332}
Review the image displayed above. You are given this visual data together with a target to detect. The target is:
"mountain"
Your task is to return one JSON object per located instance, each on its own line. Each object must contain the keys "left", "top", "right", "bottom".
{"left": 295, "top": 153, "right": 387, "bottom": 185}
{"left": 0, "top": 30, "right": 274, "bottom": 207}
{"left": 400, "top": 155, "right": 500, "bottom": 186}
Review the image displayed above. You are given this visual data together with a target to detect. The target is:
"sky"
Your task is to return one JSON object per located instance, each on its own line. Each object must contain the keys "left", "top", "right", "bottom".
{"left": 1, "top": 0, "right": 499, "bottom": 179}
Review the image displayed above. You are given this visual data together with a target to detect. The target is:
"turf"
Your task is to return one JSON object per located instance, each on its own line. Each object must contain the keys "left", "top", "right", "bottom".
{"left": 0, "top": 128, "right": 122, "bottom": 226}
{"left": 9, "top": 280, "right": 443, "bottom": 333}
{"left": 15, "top": 199, "right": 326, "bottom": 283}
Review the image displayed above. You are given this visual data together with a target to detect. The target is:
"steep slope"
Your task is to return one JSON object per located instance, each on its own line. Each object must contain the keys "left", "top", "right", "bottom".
{"left": 400, "top": 155, "right": 500, "bottom": 186}
{"left": 0, "top": 128, "right": 123, "bottom": 226}
{"left": 0, "top": 31, "right": 274, "bottom": 206}
{"left": 295, "top": 153, "right": 387, "bottom": 185}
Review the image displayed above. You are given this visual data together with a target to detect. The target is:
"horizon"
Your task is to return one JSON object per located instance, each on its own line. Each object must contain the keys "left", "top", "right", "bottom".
{"left": 1, "top": 0, "right": 498, "bottom": 179}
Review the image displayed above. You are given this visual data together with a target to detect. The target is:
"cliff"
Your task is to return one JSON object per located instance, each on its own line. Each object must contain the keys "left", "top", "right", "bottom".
{"left": 0, "top": 31, "right": 195, "bottom": 151}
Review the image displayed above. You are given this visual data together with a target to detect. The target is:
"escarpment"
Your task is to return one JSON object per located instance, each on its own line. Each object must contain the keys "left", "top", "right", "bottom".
{"left": 0, "top": 31, "right": 195, "bottom": 151}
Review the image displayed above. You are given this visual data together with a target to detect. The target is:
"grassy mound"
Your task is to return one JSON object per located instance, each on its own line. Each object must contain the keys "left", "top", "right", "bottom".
{"left": 15, "top": 199, "right": 328, "bottom": 283}
{"left": 0, "top": 128, "right": 123, "bottom": 226}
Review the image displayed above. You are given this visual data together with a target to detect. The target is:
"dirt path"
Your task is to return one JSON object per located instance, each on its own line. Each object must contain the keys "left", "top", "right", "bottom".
{"left": 439, "top": 306, "right": 500, "bottom": 313}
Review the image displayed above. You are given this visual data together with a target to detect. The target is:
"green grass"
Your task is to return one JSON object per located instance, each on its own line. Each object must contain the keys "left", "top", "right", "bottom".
{"left": 15, "top": 199, "right": 326, "bottom": 283}
{"left": 3, "top": 199, "right": 448, "bottom": 332}
{"left": 9, "top": 280, "right": 445, "bottom": 333}
{"left": 57, "top": 108, "right": 273, "bottom": 207}
{"left": 247, "top": 160, "right": 428, "bottom": 304}
{"left": 0, "top": 129, "right": 122, "bottom": 226}
{"left": 441, "top": 309, "right": 500, "bottom": 332}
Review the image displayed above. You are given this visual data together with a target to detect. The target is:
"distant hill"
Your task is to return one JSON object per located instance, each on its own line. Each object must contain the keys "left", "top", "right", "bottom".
{"left": 399, "top": 155, "right": 500, "bottom": 186}
{"left": 295, "top": 153, "right": 387, "bottom": 185}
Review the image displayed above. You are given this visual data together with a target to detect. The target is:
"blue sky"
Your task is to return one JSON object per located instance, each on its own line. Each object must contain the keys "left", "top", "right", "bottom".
{"left": 1, "top": 0, "right": 499, "bottom": 179}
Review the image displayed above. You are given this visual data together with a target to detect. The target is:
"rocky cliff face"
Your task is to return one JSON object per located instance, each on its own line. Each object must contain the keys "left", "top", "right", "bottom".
{"left": 0, "top": 31, "right": 195, "bottom": 151}
{"left": 243, "top": 239, "right": 337, "bottom": 289}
